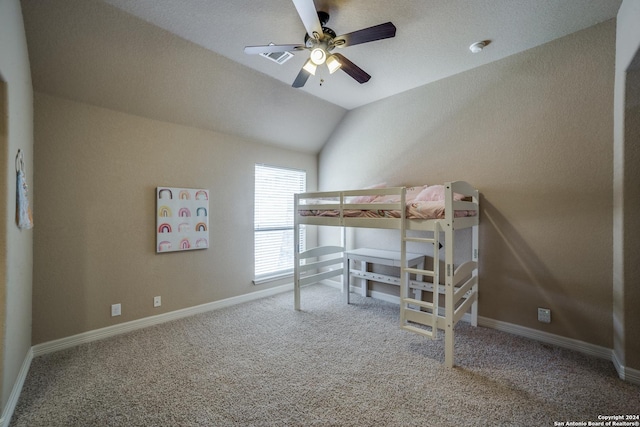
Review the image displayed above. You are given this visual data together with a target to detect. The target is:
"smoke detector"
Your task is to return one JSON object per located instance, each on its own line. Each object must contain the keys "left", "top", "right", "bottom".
{"left": 469, "top": 41, "right": 487, "bottom": 53}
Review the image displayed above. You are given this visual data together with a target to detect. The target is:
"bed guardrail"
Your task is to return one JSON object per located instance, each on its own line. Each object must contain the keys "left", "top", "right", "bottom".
{"left": 294, "top": 245, "right": 345, "bottom": 311}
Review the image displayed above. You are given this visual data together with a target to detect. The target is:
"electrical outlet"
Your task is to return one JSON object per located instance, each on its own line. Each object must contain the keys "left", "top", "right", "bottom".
{"left": 111, "top": 303, "right": 121, "bottom": 317}
{"left": 538, "top": 307, "right": 551, "bottom": 323}
{"left": 153, "top": 296, "right": 161, "bottom": 308}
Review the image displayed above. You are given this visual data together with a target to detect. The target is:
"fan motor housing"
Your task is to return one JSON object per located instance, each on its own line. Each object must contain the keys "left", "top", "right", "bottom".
{"left": 304, "top": 11, "right": 336, "bottom": 48}
{"left": 304, "top": 27, "right": 336, "bottom": 47}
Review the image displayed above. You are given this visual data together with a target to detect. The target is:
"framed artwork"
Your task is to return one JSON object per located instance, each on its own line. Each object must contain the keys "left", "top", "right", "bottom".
{"left": 156, "top": 187, "right": 209, "bottom": 253}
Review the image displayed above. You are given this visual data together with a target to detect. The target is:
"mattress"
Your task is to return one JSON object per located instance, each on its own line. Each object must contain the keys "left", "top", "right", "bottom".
{"left": 298, "top": 184, "right": 476, "bottom": 220}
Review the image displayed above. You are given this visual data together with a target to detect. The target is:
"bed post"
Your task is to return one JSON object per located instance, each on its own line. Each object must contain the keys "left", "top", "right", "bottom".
{"left": 471, "top": 189, "right": 479, "bottom": 327}
{"left": 342, "top": 224, "right": 348, "bottom": 303}
{"left": 294, "top": 193, "right": 301, "bottom": 311}
{"left": 399, "top": 187, "right": 408, "bottom": 329}
{"left": 444, "top": 183, "right": 456, "bottom": 368}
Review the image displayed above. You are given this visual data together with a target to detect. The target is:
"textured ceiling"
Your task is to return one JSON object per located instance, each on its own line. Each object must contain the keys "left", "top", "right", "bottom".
{"left": 21, "top": 0, "right": 347, "bottom": 153}
{"left": 101, "top": 0, "right": 622, "bottom": 110}
{"left": 20, "top": 0, "right": 621, "bottom": 153}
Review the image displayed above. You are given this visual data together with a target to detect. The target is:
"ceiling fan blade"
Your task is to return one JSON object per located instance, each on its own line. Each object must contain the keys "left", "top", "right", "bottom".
{"left": 244, "top": 44, "right": 305, "bottom": 55}
{"left": 292, "top": 67, "right": 312, "bottom": 88}
{"left": 292, "top": 0, "right": 323, "bottom": 40}
{"left": 332, "top": 53, "right": 371, "bottom": 84}
{"left": 333, "top": 22, "right": 396, "bottom": 48}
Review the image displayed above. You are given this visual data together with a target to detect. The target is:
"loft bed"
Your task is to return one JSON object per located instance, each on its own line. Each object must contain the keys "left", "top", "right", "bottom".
{"left": 293, "top": 181, "right": 479, "bottom": 368}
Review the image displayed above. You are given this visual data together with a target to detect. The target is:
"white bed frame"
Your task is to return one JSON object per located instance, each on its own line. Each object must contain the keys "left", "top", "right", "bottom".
{"left": 293, "top": 181, "right": 479, "bottom": 368}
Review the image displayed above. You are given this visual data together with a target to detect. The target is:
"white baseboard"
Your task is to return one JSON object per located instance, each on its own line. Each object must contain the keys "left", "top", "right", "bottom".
{"left": 625, "top": 365, "right": 640, "bottom": 384}
{"left": 3, "top": 283, "right": 292, "bottom": 425}
{"left": 1, "top": 348, "right": 34, "bottom": 427}
{"left": 324, "top": 282, "right": 640, "bottom": 385}
{"left": 320, "top": 279, "right": 342, "bottom": 290}
{"left": 478, "top": 316, "right": 640, "bottom": 385}
{"left": 5, "top": 280, "right": 639, "bottom": 427}
{"left": 32, "top": 283, "right": 292, "bottom": 357}
{"left": 612, "top": 350, "right": 640, "bottom": 384}
{"left": 478, "top": 316, "right": 613, "bottom": 360}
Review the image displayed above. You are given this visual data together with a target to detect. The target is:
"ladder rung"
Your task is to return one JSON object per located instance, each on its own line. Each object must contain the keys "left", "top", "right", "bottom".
{"left": 404, "top": 267, "right": 434, "bottom": 277}
{"left": 401, "top": 325, "right": 434, "bottom": 338}
{"left": 409, "top": 281, "right": 445, "bottom": 294}
{"left": 402, "top": 298, "right": 434, "bottom": 309}
{"left": 404, "top": 236, "right": 436, "bottom": 244}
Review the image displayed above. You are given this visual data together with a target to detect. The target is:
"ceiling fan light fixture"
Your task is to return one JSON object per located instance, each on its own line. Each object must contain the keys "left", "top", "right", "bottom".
{"left": 326, "top": 54, "right": 341, "bottom": 74}
{"left": 302, "top": 58, "right": 317, "bottom": 75}
{"left": 244, "top": 6, "right": 396, "bottom": 89}
{"left": 310, "top": 47, "right": 327, "bottom": 65}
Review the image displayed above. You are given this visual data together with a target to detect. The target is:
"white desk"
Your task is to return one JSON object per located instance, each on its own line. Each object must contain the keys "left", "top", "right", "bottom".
{"left": 343, "top": 248, "right": 425, "bottom": 304}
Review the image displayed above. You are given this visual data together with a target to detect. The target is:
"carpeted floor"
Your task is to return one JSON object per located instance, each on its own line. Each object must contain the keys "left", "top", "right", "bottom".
{"left": 10, "top": 284, "right": 640, "bottom": 426}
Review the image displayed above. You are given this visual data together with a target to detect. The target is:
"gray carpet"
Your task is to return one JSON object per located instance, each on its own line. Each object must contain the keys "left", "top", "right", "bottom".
{"left": 11, "top": 284, "right": 639, "bottom": 426}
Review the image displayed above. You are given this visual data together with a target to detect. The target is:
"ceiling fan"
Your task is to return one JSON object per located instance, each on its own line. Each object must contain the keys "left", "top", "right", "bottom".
{"left": 243, "top": 0, "right": 396, "bottom": 88}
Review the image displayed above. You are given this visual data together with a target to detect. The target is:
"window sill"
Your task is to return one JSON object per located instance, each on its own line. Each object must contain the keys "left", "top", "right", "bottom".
{"left": 253, "top": 272, "right": 293, "bottom": 286}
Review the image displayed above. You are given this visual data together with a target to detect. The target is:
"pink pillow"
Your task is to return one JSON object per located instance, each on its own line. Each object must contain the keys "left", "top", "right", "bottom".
{"left": 351, "top": 183, "right": 387, "bottom": 203}
{"left": 405, "top": 185, "right": 428, "bottom": 202}
{"left": 415, "top": 185, "right": 464, "bottom": 202}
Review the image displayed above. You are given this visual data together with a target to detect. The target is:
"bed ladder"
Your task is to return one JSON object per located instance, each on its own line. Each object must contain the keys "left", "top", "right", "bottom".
{"left": 399, "top": 182, "right": 480, "bottom": 369}
{"left": 399, "top": 223, "right": 442, "bottom": 340}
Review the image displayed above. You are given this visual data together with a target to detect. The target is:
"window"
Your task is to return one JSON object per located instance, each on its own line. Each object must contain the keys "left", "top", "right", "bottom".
{"left": 254, "top": 164, "right": 306, "bottom": 283}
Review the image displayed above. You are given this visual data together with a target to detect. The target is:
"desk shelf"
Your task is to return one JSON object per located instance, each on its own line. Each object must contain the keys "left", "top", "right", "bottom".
{"left": 344, "top": 248, "right": 426, "bottom": 303}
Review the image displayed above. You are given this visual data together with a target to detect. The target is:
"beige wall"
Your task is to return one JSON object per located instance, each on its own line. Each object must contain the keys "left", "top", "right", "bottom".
{"left": 320, "top": 21, "right": 616, "bottom": 348}
{"left": 0, "top": 0, "right": 33, "bottom": 414}
{"left": 14, "top": 0, "right": 638, "bottom": 390}
{"left": 614, "top": 0, "right": 640, "bottom": 371}
{"left": 32, "top": 93, "right": 317, "bottom": 344}
{"left": 622, "top": 96, "right": 640, "bottom": 369}
{"left": 0, "top": 79, "right": 5, "bottom": 410}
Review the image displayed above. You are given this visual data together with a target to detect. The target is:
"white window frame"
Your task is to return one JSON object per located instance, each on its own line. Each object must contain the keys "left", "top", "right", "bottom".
{"left": 254, "top": 164, "right": 306, "bottom": 284}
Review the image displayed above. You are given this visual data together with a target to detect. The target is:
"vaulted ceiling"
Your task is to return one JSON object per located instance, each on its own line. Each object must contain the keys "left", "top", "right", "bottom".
{"left": 20, "top": 0, "right": 621, "bottom": 152}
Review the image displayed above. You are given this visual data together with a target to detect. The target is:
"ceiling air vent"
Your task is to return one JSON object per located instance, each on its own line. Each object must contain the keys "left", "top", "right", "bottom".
{"left": 260, "top": 43, "right": 294, "bottom": 64}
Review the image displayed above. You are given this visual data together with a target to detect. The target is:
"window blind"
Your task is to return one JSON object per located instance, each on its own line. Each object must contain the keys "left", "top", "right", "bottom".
{"left": 254, "top": 164, "right": 306, "bottom": 281}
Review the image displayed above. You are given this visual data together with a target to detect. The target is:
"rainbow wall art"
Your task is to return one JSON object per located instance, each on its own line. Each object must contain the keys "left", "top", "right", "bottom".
{"left": 156, "top": 187, "right": 209, "bottom": 253}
